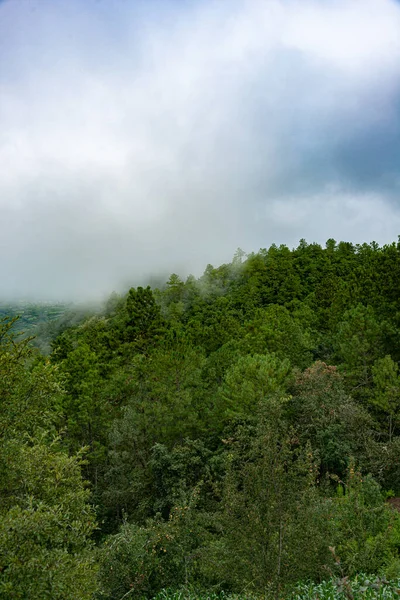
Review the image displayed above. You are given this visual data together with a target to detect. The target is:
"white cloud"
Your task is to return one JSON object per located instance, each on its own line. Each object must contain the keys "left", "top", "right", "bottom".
{"left": 1, "top": 0, "right": 400, "bottom": 300}
{"left": 283, "top": 0, "right": 400, "bottom": 73}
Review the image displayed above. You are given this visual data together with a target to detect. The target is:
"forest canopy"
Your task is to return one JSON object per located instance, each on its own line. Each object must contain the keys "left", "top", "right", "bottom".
{"left": 3, "top": 238, "right": 400, "bottom": 599}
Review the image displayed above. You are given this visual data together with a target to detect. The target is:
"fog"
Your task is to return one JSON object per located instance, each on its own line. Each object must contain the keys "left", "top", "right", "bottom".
{"left": 1, "top": 0, "right": 400, "bottom": 301}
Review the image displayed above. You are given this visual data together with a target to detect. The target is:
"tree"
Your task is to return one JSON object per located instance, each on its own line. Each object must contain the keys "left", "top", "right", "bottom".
{"left": 0, "top": 317, "right": 98, "bottom": 599}
{"left": 289, "top": 362, "right": 373, "bottom": 477}
{"left": 217, "top": 352, "right": 291, "bottom": 422}
{"left": 241, "top": 304, "right": 313, "bottom": 368}
{"left": 204, "top": 400, "right": 330, "bottom": 596}
{"left": 372, "top": 355, "right": 400, "bottom": 441}
{"left": 124, "top": 286, "right": 165, "bottom": 353}
{"left": 0, "top": 317, "right": 62, "bottom": 440}
{"left": 0, "top": 440, "right": 98, "bottom": 600}
{"left": 57, "top": 341, "right": 112, "bottom": 491}
{"left": 186, "top": 295, "right": 242, "bottom": 355}
{"left": 102, "top": 343, "right": 206, "bottom": 524}
{"left": 326, "top": 466, "right": 398, "bottom": 577}
{"left": 334, "top": 304, "right": 387, "bottom": 399}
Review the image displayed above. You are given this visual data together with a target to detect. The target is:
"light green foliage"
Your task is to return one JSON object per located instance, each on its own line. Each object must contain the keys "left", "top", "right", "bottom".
{"left": 218, "top": 353, "right": 291, "bottom": 420}
{"left": 290, "top": 576, "right": 400, "bottom": 600}
{"left": 0, "top": 441, "right": 98, "bottom": 600}
{"left": 325, "top": 468, "right": 399, "bottom": 576}
{"left": 150, "top": 582, "right": 400, "bottom": 600}
{"left": 0, "top": 317, "right": 99, "bottom": 599}
{"left": 151, "top": 592, "right": 257, "bottom": 600}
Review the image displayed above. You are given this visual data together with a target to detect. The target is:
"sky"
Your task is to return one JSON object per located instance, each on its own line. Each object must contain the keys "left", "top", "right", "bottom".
{"left": 1, "top": 0, "right": 400, "bottom": 301}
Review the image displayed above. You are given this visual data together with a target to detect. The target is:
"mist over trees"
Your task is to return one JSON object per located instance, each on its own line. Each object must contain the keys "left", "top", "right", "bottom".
{"left": 3, "top": 238, "right": 400, "bottom": 598}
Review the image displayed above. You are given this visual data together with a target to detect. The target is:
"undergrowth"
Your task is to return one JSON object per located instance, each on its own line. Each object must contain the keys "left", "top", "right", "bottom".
{"left": 151, "top": 575, "right": 400, "bottom": 600}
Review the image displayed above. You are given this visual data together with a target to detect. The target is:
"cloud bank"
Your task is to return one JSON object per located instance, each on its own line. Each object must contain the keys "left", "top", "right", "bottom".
{"left": 1, "top": 0, "right": 400, "bottom": 300}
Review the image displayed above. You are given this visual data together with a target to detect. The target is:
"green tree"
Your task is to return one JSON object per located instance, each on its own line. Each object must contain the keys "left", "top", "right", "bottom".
{"left": 103, "top": 343, "right": 206, "bottom": 524}
{"left": 98, "top": 488, "right": 211, "bottom": 600}
{"left": 57, "top": 342, "right": 112, "bottom": 490}
{"left": 149, "top": 439, "right": 220, "bottom": 519}
{"left": 334, "top": 304, "right": 387, "bottom": 399}
{"left": 216, "top": 352, "right": 291, "bottom": 422}
{"left": 372, "top": 355, "right": 400, "bottom": 441}
{"left": 290, "top": 361, "right": 373, "bottom": 476}
{"left": 326, "top": 467, "right": 398, "bottom": 576}
{"left": 0, "top": 317, "right": 62, "bottom": 440}
{"left": 124, "top": 286, "right": 165, "bottom": 353}
{"left": 241, "top": 304, "right": 314, "bottom": 368}
{"left": 0, "top": 440, "right": 98, "bottom": 600}
{"left": 0, "top": 317, "right": 98, "bottom": 599}
{"left": 204, "top": 400, "right": 329, "bottom": 596}
{"left": 186, "top": 296, "right": 242, "bottom": 355}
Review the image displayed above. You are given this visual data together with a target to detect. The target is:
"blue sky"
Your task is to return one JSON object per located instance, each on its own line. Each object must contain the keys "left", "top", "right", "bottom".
{"left": 1, "top": 0, "right": 400, "bottom": 300}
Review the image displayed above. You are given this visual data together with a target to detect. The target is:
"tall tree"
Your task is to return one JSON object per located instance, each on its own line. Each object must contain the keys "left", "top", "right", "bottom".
{"left": 372, "top": 355, "right": 400, "bottom": 441}
{"left": 0, "top": 318, "right": 98, "bottom": 599}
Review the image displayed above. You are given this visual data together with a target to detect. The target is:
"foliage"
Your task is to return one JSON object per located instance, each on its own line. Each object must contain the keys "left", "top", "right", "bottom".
{"left": 324, "top": 467, "right": 400, "bottom": 576}
{"left": 0, "top": 317, "right": 99, "bottom": 599}
{"left": 289, "top": 362, "right": 373, "bottom": 476}
{"left": 4, "top": 238, "right": 400, "bottom": 598}
{"left": 98, "top": 490, "right": 212, "bottom": 599}
{"left": 150, "top": 576, "right": 400, "bottom": 599}
{"left": 290, "top": 576, "right": 400, "bottom": 600}
{"left": 372, "top": 356, "right": 400, "bottom": 442}
{"left": 217, "top": 353, "right": 291, "bottom": 421}
{"left": 201, "top": 401, "right": 331, "bottom": 595}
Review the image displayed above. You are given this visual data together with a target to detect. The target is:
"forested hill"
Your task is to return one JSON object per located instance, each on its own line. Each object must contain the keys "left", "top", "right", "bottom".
{"left": 0, "top": 301, "right": 100, "bottom": 354}
{"left": 0, "top": 301, "right": 68, "bottom": 334}
{"left": 3, "top": 238, "right": 400, "bottom": 599}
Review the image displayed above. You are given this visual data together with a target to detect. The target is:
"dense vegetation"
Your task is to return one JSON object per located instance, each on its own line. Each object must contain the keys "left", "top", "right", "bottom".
{"left": 3, "top": 238, "right": 400, "bottom": 599}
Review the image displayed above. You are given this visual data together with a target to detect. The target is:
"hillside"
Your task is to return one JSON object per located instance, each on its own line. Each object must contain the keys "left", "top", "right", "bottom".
{"left": 0, "top": 301, "right": 69, "bottom": 335}
{"left": 2, "top": 238, "right": 400, "bottom": 599}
